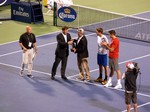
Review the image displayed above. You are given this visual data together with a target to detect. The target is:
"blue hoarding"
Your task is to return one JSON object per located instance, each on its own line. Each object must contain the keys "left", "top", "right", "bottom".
{"left": 58, "top": 7, "right": 77, "bottom": 22}
{"left": 11, "top": 2, "right": 32, "bottom": 23}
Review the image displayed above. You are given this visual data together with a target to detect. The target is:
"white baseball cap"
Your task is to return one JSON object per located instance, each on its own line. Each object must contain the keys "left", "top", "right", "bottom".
{"left": 77, "top": 28, "right": 84, "bottom": 33}
{"left": 126, "top": 62, "right": 134, "bottom": 69}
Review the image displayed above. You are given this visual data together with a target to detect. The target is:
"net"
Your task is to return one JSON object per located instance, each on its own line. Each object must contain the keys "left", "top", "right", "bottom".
{"left": 54, "top": 4, "right": 150, "bottom": 43}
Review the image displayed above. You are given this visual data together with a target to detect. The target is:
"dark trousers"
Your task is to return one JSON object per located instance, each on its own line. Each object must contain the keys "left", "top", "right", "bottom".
{"left": 51, "top": 56, "right": 68, "bottom": 77}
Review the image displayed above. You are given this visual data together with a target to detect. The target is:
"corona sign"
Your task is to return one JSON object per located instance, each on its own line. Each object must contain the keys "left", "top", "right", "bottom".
{"left": 58, "top": 7, "right": 77, "bottom": 22}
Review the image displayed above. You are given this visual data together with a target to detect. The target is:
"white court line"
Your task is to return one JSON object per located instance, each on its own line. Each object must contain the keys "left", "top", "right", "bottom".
{"left": 68, "top": 77, "right": 150, "bottom": 99}
{"left": 0, "top": 30, "right": 62, "bottom": 46}
{"left": 0, "top": 28, "right": 76, "bottom": 46}
{"left": 121, "top": 102, "right": 150, "bottom": 112}
{"left": 1, "top": 62, "right": 150, "bottom": 99}
{"left": 1, "top": 52, "right": 150, "bottom": 98}
{"left": 0, "top": 41, "right": 57, "bottom": 57}
{"left": 0, "top": 62, "right": 52, "bottom": 77}
{"left": 68, "top": 69, "right": 98, "bottom": 79}
{"left": 119, "top": 54, "right": 150, "bottom": 64}
{"left": 68, "top": 53, "right": 150, "bottom": 79}
{"left": 0, "top": 62, "right": 150, "bottom": 98}
{"left": 0, "top": 33, "right": 95, "bottom": 58}
{"left": 133, "top": 10, "right": 150, "bottom": 16}
{"left": 0, "top": 0, "right": 7, "bottom": 6}
{"left": 69, "top": 77, "right": 150, "bottom": 98}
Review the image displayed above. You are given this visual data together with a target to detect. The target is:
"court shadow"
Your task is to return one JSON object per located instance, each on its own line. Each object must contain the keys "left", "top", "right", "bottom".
{"left": 33, "top": 76, "right": 51, "bottom": 81}
{"left": 54, "top": 77, "right": 115, "bottom": 101}
{"left": 87, "top": 98, "right": 122, "bottom": 112}
{"left": 53, "top": 77, "right": 74, "bottom": 85}
{"left": 24, "top": 76, "right": 55, "bottom": 96}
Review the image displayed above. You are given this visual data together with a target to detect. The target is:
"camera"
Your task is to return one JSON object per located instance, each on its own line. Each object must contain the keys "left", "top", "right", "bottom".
{"left": 132, "top": 62, "right": 140, "bottom": 74}
{"left": 126, "top": 62, "right": 141, "bottom": 75}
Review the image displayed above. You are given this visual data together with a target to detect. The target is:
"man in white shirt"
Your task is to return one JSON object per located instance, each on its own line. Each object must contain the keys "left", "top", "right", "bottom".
{"left": 94, "top": 28, "right": 108, "bottom": 85}
{"left": 51, "top": 26, "right": 73, "bottom": 80}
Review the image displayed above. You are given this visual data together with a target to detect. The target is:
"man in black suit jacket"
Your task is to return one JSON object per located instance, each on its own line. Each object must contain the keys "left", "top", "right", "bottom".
{"left": 51, "top": 26, "right": 73, "bottom": 80}
{"left": 72, "top": 28, "right": 90, "bottom": 81}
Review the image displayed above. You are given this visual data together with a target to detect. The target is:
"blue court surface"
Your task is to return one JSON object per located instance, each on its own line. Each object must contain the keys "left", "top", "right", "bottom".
{"left": 0, "top": 14, "right": 150, "bottom": 112}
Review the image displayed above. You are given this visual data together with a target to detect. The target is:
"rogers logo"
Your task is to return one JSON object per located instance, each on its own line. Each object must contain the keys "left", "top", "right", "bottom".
{"left": 0, "top": 0, "right": 7, "bottom": 6}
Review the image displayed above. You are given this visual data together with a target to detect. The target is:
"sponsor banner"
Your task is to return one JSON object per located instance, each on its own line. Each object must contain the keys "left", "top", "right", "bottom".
{"left": 11, "top": 2, "right": 32, "bottom": 23}
{"left": 135, "top": 33, "right": 150, "bottom": 42}
{"left": 58, "top": 6, "right": 76, "bottom": 22}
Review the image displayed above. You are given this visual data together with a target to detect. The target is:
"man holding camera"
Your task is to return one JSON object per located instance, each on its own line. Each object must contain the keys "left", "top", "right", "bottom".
{"left": 122, "top": 62, "right": 139, "bottom": 112}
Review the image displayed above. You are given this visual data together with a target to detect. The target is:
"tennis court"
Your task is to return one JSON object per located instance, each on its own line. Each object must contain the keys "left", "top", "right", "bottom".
{"left": 0, "top": 11, "right": 150, "bottom": 112}
{"left": 1, "top": 0, "right": 150, "bottom": 112}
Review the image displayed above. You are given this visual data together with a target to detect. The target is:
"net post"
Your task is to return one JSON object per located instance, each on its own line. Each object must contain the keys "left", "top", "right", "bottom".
{"left": 53, "top": 2, "right": 57, "bottom": 26}
{"left": 78, "top": 6, "right": 79, "bottom": 28}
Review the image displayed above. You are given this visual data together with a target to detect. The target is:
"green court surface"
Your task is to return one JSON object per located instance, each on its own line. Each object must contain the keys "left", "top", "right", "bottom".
{"left": 0, "top": 0, "right": 150, "bottom": 44}
{"left": 75, "top": 0, "right": 150, "bottom": 15}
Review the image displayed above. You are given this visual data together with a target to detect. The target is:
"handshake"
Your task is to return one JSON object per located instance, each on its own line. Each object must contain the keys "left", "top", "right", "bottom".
{"left": 67, "top": 39, "right": 78, "bottom": 53}
{"left": 70, "top": 39, "right": 77, "bottom": 53}
{"left": 67, "top": 39, "right": 74, "bottom": 45}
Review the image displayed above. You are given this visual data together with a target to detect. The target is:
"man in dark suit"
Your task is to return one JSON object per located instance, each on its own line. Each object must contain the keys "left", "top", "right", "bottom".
{"left": 72, "top": 28, "right": 90, "bottom": 81}
{"left": 51, "top": 26, "right": 73, "bottom": 80}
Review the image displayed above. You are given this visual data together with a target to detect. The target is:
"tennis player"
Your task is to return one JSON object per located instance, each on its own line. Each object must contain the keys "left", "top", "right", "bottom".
{"left": 19, "top": 26, "right": 38, "bottom": 78}
{"left": 94, "top": 28, "right": 108, "bottom": 85}
{"left": 102, "top": 30, "right": 122, "bottom": 89}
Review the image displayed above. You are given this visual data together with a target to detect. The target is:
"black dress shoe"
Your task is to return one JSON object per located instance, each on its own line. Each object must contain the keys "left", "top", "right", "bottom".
{"left": 27, "top": 74, "right": 34, "bottom": 78}
{"left": 61, "top": 76, "right": 68, "bottom": 80}
{"left": 51, "top": 75, "right": 55, "bottom": 80}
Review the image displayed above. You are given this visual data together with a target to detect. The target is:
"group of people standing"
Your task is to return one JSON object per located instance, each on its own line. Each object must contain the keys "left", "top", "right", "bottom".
{"left": 51, "top": 26, "right": 90, "bottom": 82}
{"left": 19, "top": 26, "right": 138, "bottom": 112}
{"left": 50, "top": 26, "right": 122, "bottom": 89}
{"left": 19, "top": 26, "right": 122, "bottom": 89}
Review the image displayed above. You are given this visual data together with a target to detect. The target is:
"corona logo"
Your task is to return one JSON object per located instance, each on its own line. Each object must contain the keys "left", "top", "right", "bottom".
{"left": 0, "top": 0, "right": 7, "bottom": 6}
{"left": 58, "top": 7, "right": 77, "bottom": 22}
{"left": 64, "top": 8, "right": 70, "bottom": 14}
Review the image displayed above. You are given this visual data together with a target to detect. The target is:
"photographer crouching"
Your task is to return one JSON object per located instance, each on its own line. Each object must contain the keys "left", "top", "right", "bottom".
{"left": 122, "top": 62, "right": 140, "bottom": 112}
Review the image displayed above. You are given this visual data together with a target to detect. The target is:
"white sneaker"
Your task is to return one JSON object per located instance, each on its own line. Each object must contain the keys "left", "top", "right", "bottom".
{"left": 104, "top": 81, "right": 112, "bottom": 88}
{"left": 114, "top": 83, "right": 122, "bottom": 89}
{"left": 84, "top": 79, "right": 91, "bottom": 83}
{"left": 19, "top": 70, "right": 24, "bottom": 76}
